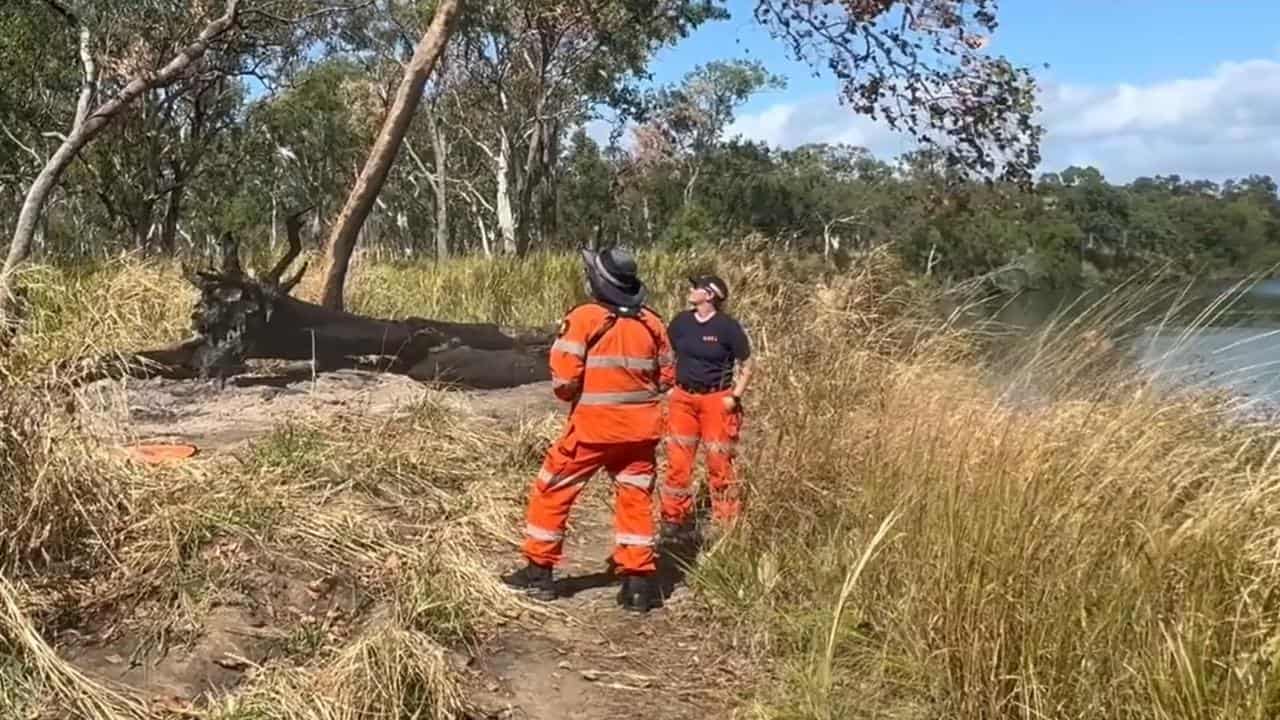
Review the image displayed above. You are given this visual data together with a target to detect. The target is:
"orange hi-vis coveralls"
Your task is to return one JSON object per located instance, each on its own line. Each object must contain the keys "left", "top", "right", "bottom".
{"left": 662, "top": 387, "right": 742, "bottom": 523}
{"left": 660, "top": 309, "right": 751, "bottom": 527}
{"left": 522, "top": 302, "right": 675, "bottom": 575}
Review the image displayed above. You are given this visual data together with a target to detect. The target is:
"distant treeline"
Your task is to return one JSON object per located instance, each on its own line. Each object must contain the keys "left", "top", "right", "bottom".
{"left": 5, "top": 15, "right": 1275, "bottom": 288}
{"left": 571, "top": 138, "right": 1280, "bottom": 288}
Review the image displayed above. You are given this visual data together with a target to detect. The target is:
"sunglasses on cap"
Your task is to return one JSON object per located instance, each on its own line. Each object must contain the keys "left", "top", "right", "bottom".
{"left": 689, "top": 276, "right": 727, "bottom": 300}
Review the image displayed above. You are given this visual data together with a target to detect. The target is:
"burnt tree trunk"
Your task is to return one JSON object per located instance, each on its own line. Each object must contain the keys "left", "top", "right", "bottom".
{"left": 70, "top": 209, "right": 553, "bottom": 389}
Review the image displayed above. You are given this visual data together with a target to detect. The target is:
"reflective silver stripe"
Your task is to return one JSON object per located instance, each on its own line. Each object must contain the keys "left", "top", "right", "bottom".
{"left": 526, "top": 524, "right": 563, "bottom": 542}
{"left": 576, "top": 390, "right": 658, "bottom": 406}
{"left": 661, "top": 484, "right": 694, "bottom": 498}
{"left": 658, "top": 351, "right": 674, "bottom": 365}
{"left": 551, "top": 339, "right": 586, "bottom": 357}
{"left": 538, "top": 466, "right": 592, "bottom": 490}
{"left": 668, "top": 435, "right": 700, "bottom": 447}
{"left": 613, "top": 473, "right": 654, "bottom": 490}
{"left": 552, "top": 377, "right": 578, "bottom": 388}
{"left": 616, "top": 533, "right": 655, "bottom": 547}
{"left": 705, "top": 441, "right": 737, "bottom": 456}
{"left": 585, "top": 355, "right": 658, "bottom": 371}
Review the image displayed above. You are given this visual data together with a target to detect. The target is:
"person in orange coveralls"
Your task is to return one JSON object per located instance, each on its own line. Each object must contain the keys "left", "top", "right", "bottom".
{"left": 659, "top": 274, "right": 753, "bottom": 546}
{"left": 501, "top": 247, "right": 674, "bottom": 613}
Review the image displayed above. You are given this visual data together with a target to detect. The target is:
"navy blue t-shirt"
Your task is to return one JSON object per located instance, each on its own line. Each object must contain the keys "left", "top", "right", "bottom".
{"left": 668, "top": 310, "right": 751, "bottom": 390}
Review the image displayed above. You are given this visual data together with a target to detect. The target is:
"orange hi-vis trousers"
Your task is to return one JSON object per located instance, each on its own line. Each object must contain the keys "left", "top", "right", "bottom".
{"left": 522, "top": 426, "right": 658, "bottom": 575}
{"left": 660, "top": 387, "right": 742, "bottom": 526}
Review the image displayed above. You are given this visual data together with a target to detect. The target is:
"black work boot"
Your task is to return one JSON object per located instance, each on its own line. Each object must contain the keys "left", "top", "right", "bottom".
{"left": 616, "top": 574, "right": 658, "bottom": 613}
{"left": 660, "top": 520, "right": 698, "bottom": 547}
{"left": 501, "top": 562, "right": 556, "bottom": 601}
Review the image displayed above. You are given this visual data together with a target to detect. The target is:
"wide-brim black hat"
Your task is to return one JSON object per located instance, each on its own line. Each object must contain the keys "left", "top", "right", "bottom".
{"left": 582, "top": 247, "right": 647, "bottom": 308}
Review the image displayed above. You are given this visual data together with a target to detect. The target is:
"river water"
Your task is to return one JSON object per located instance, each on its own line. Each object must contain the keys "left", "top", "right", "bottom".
{"left": 967, "top": 278, "right": 1280, "bottom": 417}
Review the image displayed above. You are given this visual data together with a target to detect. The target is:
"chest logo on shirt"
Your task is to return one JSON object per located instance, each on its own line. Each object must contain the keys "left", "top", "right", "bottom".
{"left": 702, "top": 335, "right": 719, "bottom": 343}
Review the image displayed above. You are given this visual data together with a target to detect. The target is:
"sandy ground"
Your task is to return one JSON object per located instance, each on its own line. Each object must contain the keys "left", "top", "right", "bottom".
{"left": 67, "top": 369, "right": 747, "bottom": 719}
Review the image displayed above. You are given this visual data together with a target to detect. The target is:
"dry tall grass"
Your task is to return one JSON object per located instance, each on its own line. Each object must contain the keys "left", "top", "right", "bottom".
{"left": 1, "top": 332, "right": 544, "bottom": 718}
{"left": 343, "top": 246, "right": 739, "bottom": 324}
{"left": 6, "top": 247, "right": 1280, "bottom": 719}
{"left": 4, "top": 260, "right": 192, "bottom": 381}
{"left": 692, "top": 253, "right": 1280, "bottom": 719}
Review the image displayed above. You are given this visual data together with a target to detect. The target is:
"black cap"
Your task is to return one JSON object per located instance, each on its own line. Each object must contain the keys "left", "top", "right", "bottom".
{"left": 689, "top": 274, "right": 729, "bottom": 303}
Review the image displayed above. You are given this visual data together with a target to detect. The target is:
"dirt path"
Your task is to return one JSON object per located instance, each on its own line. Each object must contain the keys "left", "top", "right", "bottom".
{"left": 71, "top": 371, "right": 748, "bottom": 719}
{"left": 464, "top": 485, "right": 748, "bottom": 720}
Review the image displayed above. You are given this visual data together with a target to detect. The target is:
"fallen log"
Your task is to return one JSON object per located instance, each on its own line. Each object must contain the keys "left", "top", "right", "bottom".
{"left": 64, "top": 209, "right": 555, "bottom": 389}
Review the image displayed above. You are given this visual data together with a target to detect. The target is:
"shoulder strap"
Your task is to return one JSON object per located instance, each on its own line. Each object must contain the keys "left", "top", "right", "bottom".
{"left": 583, "top": 312, "right": 618, "bottom": 356}
{"left": 581, "top": 302, "right": 667, "bottom": 361}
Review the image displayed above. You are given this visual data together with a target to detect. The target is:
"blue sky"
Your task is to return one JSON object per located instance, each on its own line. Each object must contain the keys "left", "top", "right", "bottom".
{"left": 630, "top": 1, "right": 1280, "bottom": 183}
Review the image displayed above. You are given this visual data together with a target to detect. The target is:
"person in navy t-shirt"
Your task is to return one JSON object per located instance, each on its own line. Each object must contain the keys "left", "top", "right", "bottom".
{"left": 659, "top": 274, "right": 753, "bottom": 545}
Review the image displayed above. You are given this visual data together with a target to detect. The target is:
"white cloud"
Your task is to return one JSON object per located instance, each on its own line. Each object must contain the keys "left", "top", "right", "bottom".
{"left": 582, "top": 118, "right": 614, "bottom": 146}
{"left": 724, "top": 58, "right": 1280, "bottom": 183}
{"left": 725, "top": 96, "right": 910, "bottom": 159}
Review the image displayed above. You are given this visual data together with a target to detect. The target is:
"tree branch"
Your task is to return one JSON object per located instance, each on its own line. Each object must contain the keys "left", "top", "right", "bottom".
{"left": 73, "top": 25, "right": 97, "bottom": 132}
{"left": 242, "top": 0, "right": 376, "bottom": 26}
{"left": 0, "top": 122, "right": 41, "bottom": 166}
{"left": 3, "top": 0, "right": 246, "bottom": 327}
{"left": 40, "top": 0, "right": 77, "bottom": 25}
{"left": 457, "top": 178, "right": 495, "bottom": 215}
{"left": 265, "top": 205, "right": 313, "bottom": 286}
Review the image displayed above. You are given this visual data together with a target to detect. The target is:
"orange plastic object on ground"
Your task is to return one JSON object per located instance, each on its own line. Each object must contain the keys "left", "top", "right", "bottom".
{"left": 127, "top": 442, "right": 198, "bottom": 463}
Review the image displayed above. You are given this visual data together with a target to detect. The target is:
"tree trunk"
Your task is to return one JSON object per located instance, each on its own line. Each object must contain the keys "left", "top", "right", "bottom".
{"left": 160, "top": 180, "right": 185, "bottom": 255}
{"left": 2, "top": 21, "right": 96, "bottom": 328}
{"left": 132, "top": 217, "right": 150, "bottom": 254}
{"left": 642, "top": 197, "right": 652, "bottom": 244}
{"left": 75, "top": 221, "right": 552, "bottom": 389}
{"left": 317, "top": 0, "right": 463, "bottom": 310}
{"left": 476, "top": 214, "right": 493, "bottom": 257}
{"left": 540, "top": 121, "right": 560, "bottom": 250}
{"left": 270, "top": 190, "right": 279, "bottom": 251}
{"left": 496, "top": 128, "right": 517, "bottom": 255}
{"left": 682, "top": 163, "right": 701, "bottom": 206}
{"left": 426, "top": 105, "right": 449, "bottom": 260}
{"left": 1, "top": 0, "right": 242, "bottom": 330}
{"left": 512, "top": 118, "right": 544, "bottom": 256}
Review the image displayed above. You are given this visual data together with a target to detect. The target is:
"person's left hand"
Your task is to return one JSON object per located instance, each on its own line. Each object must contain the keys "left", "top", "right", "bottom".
{"left": 722, "top": 394, "right": 741, "bottom": 413}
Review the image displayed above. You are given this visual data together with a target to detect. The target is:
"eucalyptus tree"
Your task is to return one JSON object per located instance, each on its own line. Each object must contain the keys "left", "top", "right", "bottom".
{"left": 443, "top": 0, "right": 727, "bottom": 256}
{"left": 0, "top": 0, "right": 375, "bottom": 329}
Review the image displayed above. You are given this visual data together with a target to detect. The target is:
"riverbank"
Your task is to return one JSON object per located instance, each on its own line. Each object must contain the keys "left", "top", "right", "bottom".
{"left": 951, "top": 271, "right": 1280, "bottom": 422}
{"left": 4, "top": 248, "right": 1280, "bottom": 718}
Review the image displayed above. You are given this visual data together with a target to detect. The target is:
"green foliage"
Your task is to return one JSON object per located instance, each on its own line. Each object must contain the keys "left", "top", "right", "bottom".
{"left": 660, "top": 203, "right": 718, "bottom": 250}
{"left": 559, "top": 130, "right": 614, "bottom": 248}
{"left": 0, "top": 4, "right": 76, "bottom": 208}
{"left": 1, "top": 0, "right": 1274, "bottom": 290}
{"left": 0, "top": 650, "right": 42, "bottom": 720}
{"left": 755, "top": 0, "right": 1044, "bottom": 184}
{"left": 647, "top": 59, "right": 787, "bottom": 158}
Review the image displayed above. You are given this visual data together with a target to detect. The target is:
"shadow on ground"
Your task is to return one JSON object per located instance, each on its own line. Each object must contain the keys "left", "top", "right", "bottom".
{"left": 552, "top": 537, "right": 703, "bottom": 605}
